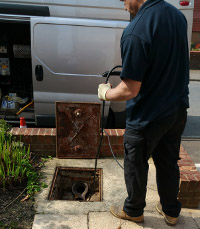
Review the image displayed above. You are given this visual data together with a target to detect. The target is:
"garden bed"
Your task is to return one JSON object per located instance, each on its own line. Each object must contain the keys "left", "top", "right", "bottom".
{"left": 0, "top": 183, "right": 35, "bottom": 229}
{"left": 0, "top": 155, "right": 49, "bottom": 229}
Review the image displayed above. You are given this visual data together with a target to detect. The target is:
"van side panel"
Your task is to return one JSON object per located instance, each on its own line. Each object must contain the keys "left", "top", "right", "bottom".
{"left": 31, "top": 18, "right": 128, "bottom": 120}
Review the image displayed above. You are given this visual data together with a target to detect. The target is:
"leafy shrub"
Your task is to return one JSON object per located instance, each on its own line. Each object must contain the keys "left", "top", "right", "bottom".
{"left": 0, "top": 119, "right": 48, "bottom": 196}
{"left": 191, "top": 43, "right": 200, "bottom": 51}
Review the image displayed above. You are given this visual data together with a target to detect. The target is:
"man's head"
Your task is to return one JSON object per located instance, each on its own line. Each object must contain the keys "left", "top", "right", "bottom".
{"left": 120, "top": 0, "right": 147, "bottom": 17}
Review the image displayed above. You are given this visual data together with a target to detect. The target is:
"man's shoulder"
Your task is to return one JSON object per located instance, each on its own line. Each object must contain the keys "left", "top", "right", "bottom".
{"left": 121, "top": 19, "right": 146, "bottom": 44}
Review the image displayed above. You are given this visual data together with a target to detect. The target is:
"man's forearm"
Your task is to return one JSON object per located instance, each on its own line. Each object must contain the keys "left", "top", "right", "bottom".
{"left": 106, "top": 86, "right": 135, "bottom": 101}
{"left": 105, "top": 79, "right": 142, "bottom": 101}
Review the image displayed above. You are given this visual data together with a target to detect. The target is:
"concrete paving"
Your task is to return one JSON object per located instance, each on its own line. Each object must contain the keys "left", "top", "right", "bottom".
{"left": 32, "top": 158, "right": 200, "bottom": 229}
{"left": 190, "top": 70, "right": 200, "bottom": 81}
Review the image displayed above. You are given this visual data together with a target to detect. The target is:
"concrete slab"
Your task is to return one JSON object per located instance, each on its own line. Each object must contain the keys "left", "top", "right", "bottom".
{"left": 191, "top": 211, "right": 200, "bottom": 228}
{"left": 32, "top": 157, "right": 200, "bottom": 229}
{"left": 32, "top": 214, "right": 88, "bottom": 229}
{"left": 34, "top": 158, "right": 158, "bottom": 215}
{"left": 34, "top": 158, "right": 127, "bottom": 215}
{"left": 34, "top": 158, "right": 158, "bottom": 214}
{"left": 88, "top": 212, "right": 143, "bottom": 229}
{"left": 190, "top": 70, "right": 200, "bottom": 81}
{"left": 143, "top": 211, "right": 198, "bottom": 229}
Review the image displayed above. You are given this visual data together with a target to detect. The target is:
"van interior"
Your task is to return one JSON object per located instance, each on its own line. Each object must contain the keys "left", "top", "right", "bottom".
{"left": 0, "top": 21, "right": 34, "bottom": 124}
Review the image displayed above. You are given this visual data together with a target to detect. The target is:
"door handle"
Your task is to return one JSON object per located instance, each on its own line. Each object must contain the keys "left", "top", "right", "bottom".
{"left": 35, "top": 65, "right": 43, "bottom": 81}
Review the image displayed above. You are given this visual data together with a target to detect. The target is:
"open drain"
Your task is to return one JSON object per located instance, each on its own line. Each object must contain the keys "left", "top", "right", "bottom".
{"left": 72, "top": 182, "right": 88, "bottom": 200}
{"left": 48, "top": 167, "right": 102, "bottom": 202}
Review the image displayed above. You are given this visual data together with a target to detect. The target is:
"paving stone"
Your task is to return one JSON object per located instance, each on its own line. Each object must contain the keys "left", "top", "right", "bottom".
{"left": 88, "top": 212, "right": 143, "bottom": 229}
{"left": 32, "top": 214, "right": 87, "bottom": 229}
{"left": 191, "top": 212, "right": 200, "bottom": 228}
{"left": 143, "top": 211, "right": 198, "bottom": 229}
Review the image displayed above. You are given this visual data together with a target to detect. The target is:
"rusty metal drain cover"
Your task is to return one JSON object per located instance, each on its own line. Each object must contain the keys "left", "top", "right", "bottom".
{"left": 48, "top": 167, "right": 102, "bottom": 202}
{"left": 56, "top": 102, "right": 100, "bottom": 158}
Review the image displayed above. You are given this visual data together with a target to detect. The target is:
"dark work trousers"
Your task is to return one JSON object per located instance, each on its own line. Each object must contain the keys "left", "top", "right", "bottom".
{"left": 123, "top": 108, "right": 187, "bottom": 218}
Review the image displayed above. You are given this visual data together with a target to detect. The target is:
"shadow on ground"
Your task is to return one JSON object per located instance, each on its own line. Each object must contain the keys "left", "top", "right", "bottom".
{"left": 183, "top": 115, "right": 200, "bottom": 137}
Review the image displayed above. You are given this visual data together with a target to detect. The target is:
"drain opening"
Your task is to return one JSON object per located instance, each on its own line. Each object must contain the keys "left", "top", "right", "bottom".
{"left": 48, "top": 167, "right": 102, "bottom": 202}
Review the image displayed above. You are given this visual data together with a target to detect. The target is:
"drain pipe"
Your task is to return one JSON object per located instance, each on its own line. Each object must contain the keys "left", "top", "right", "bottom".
{"left": 89, "top": 65, "right": 123, "bottom": 201}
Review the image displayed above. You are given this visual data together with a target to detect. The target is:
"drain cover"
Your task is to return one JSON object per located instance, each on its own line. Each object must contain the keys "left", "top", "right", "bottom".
{"left": 56, "top": 102, "right": 100, "bottom": 158}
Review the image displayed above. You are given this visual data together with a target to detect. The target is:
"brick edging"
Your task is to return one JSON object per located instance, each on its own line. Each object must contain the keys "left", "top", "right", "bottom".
{"left": 10, "top": 127, "right": 200, "bottom": 208}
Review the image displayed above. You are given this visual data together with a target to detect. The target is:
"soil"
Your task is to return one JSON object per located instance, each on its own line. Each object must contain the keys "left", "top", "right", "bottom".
{"left": 0, "top": 185, "right": 35, "bottom": 229}
{"left": 0, "top": 156, "right": 47, "bottom": 229}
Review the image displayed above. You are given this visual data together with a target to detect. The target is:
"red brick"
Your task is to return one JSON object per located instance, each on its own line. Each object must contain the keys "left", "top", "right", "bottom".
{"left": 118, "top": 136, "right": 124, "bottom": 145}
{"left": 31, "top": 128, "right": 40, "bottom": 135}
{"left": 118, "top": 151, "right": 124, "bottom": 156}
{"left": 38, "top": 128, "right": 46, "bottom": 135}
{"left": 11, "top": 127, "right": 20, "bottom": 135}
{"left": 104, "top": 129, "right": 110, "bottom": 135}
{"left": 180, "top": 166, "right": 197, "bottom": 170}
{"left": 110, "top": 136, "right": 118, "bottom": 145}
{"left": 23, "top": 135, "right": 32, "bottom": 144}
{"left": 102, "top": 135, "right": 108, "bottom": 145}
{"left": 100, "top": 145, "right": 118, "bottom": 156}
{"left": 30, "top": 144, "right": 56, "bottom": 151}
{"left": 44, "top": 128, "right": 53, "bottom": 136}
{"left": 52, "top": 128, "right": 56, "bottom": 136}
{"left": 196, "top": 181, "right": 200, "bottom": 192}
{"left": 24, "top": 128, "right": 33, "bottom": 135}
{"left": 195, "top": 175, "right": 200, "bottom": 180}
{"left": 187, "top": 199, "right": 200, "bottom": 208}
{"left": 178, "top": 198, "right": 188, "bottom": 207}
{"left": 31, "top": 135, "right": 39, "bottom": 144}
{"left": 181, "top": 171, "right": 199, "bottom": 174}
{"left": 180, "top": 181, "right": 189, "bottom": 191}
{"left": 116, "top": 129, "right": 124, "bottom": 136}
{"left": 18, "top": 128, "right": 27, "bottom": 135}
{"left": 100, "top": 151, "right": 113, "bottom": 157}
{"left": 110, "top": 129, "right": 118, "bottom": 136}
{"left": 37, "top": 135, "right": 56, "bottom": 145}
{"left": 188, "top": 181, "right": 198, "bottom": 191}
{"left": 187, "top": 175, "right": 198, "bottom": 181}
{"left": 179, "top": 159, "right": 194, "bottom": 163}
{"left": 178, "top": 192, "right": 200, "bottom": 198}
{"left": 118, "top": 145, "right": 124, "bottom": 152}
{"left": 178, "top": 164, "right": 194, "bottom": 167}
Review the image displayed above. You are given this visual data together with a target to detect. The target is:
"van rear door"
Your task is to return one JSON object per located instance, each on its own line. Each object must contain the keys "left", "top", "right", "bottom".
{"left": 31, "top": 17, "right": 128, "bottom": 125}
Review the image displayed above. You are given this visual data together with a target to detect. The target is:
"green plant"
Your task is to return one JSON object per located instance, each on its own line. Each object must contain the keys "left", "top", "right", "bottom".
{"left": 191, "top": 42, "right": 200, "bottom": 51}
{"left": 0, "top": 119, "right": 48, "bottom": 197}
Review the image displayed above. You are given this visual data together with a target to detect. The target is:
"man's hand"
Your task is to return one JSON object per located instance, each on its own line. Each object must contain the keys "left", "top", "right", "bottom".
{"left": 98, "top": 82, "right": 112, "bottom": 101}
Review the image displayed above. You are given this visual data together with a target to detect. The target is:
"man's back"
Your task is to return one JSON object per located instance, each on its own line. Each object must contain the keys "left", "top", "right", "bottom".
{"left": 120, "top": 0, "right": 189, "bottom": 129}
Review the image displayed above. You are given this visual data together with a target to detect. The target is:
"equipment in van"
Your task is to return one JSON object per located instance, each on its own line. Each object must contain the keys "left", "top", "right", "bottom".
{"left": 1, "top": 93, "right": 29, "bottom": 112}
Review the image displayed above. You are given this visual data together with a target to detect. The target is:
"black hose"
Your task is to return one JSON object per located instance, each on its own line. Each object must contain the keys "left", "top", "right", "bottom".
{"left": 88, "top": 65, "right": 122, "bottom": 201}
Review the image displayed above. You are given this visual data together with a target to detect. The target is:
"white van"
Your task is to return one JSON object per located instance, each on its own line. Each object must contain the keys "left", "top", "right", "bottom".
{"left": 0, "top": 0, "right": 194, "bottom": 127}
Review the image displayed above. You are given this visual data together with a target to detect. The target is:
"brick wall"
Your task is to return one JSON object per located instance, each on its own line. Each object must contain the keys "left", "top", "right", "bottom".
{"left": 11, "top": 127, "right": 200, "bottom": 208}
{"left": 190, "top": 51, "right": 200, "bottom": 69}
{"left": 192, "top": 31, "right": 200, "bottom": 44}
{"left": 193, "top": 0, "right": 200, "bottom": 32}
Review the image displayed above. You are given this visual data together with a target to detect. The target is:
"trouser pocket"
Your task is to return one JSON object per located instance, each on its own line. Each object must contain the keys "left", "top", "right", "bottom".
{"left": 124, "top": 130, "right": 145, "bottom": 164}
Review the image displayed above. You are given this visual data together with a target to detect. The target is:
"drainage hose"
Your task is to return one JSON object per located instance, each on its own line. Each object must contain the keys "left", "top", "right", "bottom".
{"left": 89, "top": 65, "right": 123, "bottom": 201}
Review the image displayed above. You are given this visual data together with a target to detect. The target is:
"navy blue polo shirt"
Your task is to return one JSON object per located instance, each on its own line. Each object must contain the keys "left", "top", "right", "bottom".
{"left": 120, "top": 0, "right": 189, "bottom": 129}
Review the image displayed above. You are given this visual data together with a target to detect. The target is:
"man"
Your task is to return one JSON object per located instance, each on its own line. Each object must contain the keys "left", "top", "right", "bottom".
{"left": 98, "top": 0, "right": 189, "bottom": 226}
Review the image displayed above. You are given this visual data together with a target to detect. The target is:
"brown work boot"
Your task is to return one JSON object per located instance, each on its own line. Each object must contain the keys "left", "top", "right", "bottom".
{"left": 156, "top": 202, "right": 178, "bottom": 226}
{"left": 110, "top": 205, "right": 144, "bottom": 223}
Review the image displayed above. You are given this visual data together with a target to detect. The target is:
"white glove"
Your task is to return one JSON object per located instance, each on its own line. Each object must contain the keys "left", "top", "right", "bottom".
{"left": 98, "top": 83, "right": 111, "bottom": 101}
